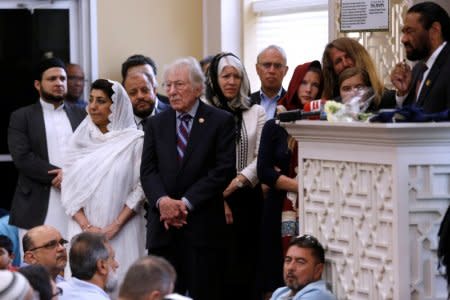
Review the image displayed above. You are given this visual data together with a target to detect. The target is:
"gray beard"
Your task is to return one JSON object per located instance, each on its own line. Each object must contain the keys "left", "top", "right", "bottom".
{"left": 104, "top": 269, "right": 118, "bottom": 293}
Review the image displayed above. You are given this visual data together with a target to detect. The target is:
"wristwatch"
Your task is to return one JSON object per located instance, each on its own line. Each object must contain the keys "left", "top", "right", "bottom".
{"left": 235, "top": 178, "right": 244, "bottom": 188}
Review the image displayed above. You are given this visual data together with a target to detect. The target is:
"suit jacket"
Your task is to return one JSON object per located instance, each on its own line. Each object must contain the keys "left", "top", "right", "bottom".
{"left": 7, "top": 102, "right": 86, "bottom": 229}
{"left": 250, "top": 88, "right": 286, "bottom": 118}
{"left": 404, "top": 42, "right": 450, "bottom": 113}
{"left": 141, "top": 100, "right": 236, "bottom": 248}
{"left": 157, "top": 93, "right": 169, "bottom": 104}
{"left": 155, "top": 96, "right": 170, "bottom": 114}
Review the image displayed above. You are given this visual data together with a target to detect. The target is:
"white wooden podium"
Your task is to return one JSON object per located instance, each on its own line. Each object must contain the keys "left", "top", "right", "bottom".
{"left": 284, "top": 120, "right": 450, "bottom": 300}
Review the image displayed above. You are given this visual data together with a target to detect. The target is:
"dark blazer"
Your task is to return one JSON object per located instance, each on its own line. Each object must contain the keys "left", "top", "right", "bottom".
{"left": 141, "top": 100, "right": 235, "bottom": 249}
{"left": 250, "top": 88, "right": 286, "bottom": 118}
{"left": 7, "top": 102, "right": 86, "bottom": 229}
{"left": 404, "top": 42, "right": 450, "bottom": 113}
{"left": 155, "top": 96, "right": 170, "bottom": 114}
{"left": 157, "top": 93, "right": 169, "bottom": 104}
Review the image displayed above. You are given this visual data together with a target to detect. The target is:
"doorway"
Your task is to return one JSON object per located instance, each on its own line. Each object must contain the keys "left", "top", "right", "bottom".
{"left": 0, "top": 0, "right": 96, "bottom": 211}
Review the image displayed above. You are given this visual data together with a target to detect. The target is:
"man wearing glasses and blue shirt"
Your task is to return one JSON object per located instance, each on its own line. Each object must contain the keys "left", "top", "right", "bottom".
{"left": 251, "top": 45, "right": 288, "bottom": 120}
{"left": 271, "top": 235, "right": 336, "bottom": 300}
{"left": 22, "top": 225, "right": 68, "bottom": 283}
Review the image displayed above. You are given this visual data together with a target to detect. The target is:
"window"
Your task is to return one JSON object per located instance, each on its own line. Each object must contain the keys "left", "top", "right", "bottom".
{"left": 244, "top": 0, "right": 329, "bottom": 91}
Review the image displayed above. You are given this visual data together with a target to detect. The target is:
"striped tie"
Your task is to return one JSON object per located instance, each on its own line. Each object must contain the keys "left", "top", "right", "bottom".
{"left": 177, "top": 114, "right": 192, "bottom": 160}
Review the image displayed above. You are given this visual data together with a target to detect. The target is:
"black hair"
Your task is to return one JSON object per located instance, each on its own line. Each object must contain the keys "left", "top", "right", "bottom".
{"left": 0, "top": 235, "right": 13, "bottom": 255}
{"left": 19, "top": 265, "right": 53, "bottom": 300}
{"left": 34, "top": 57, "right": 66, "bottom": 81}
{"left": 91, "top": 79, "right": 114, "bottom": 100}
{"left": 408, "top": 2, "right": 450, "bottom": 41}
{"left": 121, "top": 54, "right": 157, "bottom": 79}
{"left": 288, "top": 235, "right": 325, "bottom": 264}
{"left": 22, "top": 232, "right": 33, "bottom": 252}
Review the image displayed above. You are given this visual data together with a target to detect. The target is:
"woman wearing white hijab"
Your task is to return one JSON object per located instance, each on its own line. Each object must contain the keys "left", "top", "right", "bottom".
{"left": 62, "top": 79, "right": 145, "bottom": 281}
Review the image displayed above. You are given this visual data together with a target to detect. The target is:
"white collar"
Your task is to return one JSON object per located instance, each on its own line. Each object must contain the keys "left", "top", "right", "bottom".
{"left": 424, "top": 41, "right": 447, "bottom": 70}
{"left": 40, "top": 98, "right": 64, "bottom": 111}
{"left": 260, "top": 87, "right": 283, "bottom": 99}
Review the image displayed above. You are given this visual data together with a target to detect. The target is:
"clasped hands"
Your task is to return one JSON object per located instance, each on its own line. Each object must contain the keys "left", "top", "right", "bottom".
{"left": 159, "top": 196, "right": 188, "bottom": 230}
{"left": 82, "top": 222, "right": 121, "bottom": 240}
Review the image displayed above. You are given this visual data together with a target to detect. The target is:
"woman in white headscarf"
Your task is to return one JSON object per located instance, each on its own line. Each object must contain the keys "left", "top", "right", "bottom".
{"left": 205, "top": 52, "right": 266, "bottom": 300}
{"left": 61, "top": 79, "right": 145, "bottom": 280}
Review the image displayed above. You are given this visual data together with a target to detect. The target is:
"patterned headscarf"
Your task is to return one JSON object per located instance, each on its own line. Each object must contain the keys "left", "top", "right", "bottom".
{"left": 205, "top": 52, "right": 252, "bottom": 141}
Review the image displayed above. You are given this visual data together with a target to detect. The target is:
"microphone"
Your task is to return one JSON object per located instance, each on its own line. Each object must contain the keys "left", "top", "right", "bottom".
{"left": 303, "top": 100, "right": 327, "bottom": 120}
{"left": 277, "top": 100, "right": 328, "bottom": 122}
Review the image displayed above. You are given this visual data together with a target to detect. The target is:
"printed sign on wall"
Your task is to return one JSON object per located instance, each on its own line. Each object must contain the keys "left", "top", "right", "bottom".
{"left": 340, "top": 0, "right": 389, "bottom": 32}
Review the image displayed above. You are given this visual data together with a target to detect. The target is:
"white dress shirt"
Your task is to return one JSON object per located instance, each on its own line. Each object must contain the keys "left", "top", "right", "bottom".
{"left": 58, "top": 277, "right": 110, "bottom": 300}
{"left": 41, "top": 99, "right": 73, "bottom": 236}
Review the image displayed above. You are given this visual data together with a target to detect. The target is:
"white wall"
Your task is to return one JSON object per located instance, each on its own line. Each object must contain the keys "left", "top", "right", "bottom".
{"left": 96, "top": 0, "right": 203, "bottom": 85}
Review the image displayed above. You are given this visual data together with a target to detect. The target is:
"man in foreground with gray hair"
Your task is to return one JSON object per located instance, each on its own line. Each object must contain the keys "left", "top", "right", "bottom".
{"left": 119, "top": 255, "right": 178, "bottom": 300}
{"left": 58, "top": 232, "right": 119, "bottom": 300}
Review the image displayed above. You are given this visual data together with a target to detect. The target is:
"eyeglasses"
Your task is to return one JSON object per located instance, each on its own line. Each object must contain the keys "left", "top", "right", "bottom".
{"left": 258, "top": 62, "right": 285, "bottom": 70}
{"left": 162, "top": 81, "right": 188, "bottom": 91}
{"left": 292, "top": 234, "right": 320, "bottom": 245}
{"left": 28, "top": 238, "right": 68, "bottom": 251}
{"left": 52, "top": 287, "right": 63, "bottom": 298}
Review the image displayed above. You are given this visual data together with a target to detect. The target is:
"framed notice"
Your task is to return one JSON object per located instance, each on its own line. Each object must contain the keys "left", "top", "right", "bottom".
{"left": 340, "top": 0, "right": 389, "bottom": 32}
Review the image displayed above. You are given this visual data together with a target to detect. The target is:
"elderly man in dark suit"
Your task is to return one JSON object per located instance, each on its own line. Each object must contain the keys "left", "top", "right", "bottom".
{"left": 8, "top": 58, "right": 86, "bottom": 237}
{"left": 391, "top": 2, "right": 450, "bottom": 113}
{"left": 140, "top": 57, "right": 235, "bottom": 300}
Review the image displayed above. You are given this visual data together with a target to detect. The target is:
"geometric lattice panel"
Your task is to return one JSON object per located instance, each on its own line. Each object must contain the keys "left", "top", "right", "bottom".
{"left": 408, "top": 165, "right": 450, "bottom": 300}
{"left": 302, "top": 159, "right": 394, "bottom": 299}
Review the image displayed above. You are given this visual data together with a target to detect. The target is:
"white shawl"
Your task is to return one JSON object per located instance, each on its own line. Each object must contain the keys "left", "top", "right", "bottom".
{"left": 62, "top": 80, "right": 144, "bottom": 216}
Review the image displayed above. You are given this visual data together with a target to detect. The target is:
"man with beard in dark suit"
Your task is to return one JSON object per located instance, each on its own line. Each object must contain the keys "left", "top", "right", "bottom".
{"left": 121, "top": 54, "right": 170, "bottom": 109}
{"left": 8, "top": 58, "right": 86, "bottom": 239}
{"left": 123, "top": 71, "right": 168, "bottom": 130}
{"left": 391, "top": 2, "right": 450, "bottom": 113}
{"left": 140, "top": 57, "right": 235, "bottom": 300}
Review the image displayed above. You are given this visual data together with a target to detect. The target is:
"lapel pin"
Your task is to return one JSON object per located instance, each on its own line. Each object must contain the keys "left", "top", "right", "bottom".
{"left": 425, "top": 79, "right": 431, "bottom": 87}
{"left": 199, "top": 118, "right": 205, "bottom": 124}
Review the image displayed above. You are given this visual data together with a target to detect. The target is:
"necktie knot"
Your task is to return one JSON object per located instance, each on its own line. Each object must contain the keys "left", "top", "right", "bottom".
{"left": 179, "top": 114, "right": 192, "bottom": 123}
{"left": 417, "top": 62, "right": 428, "bottom": 74}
